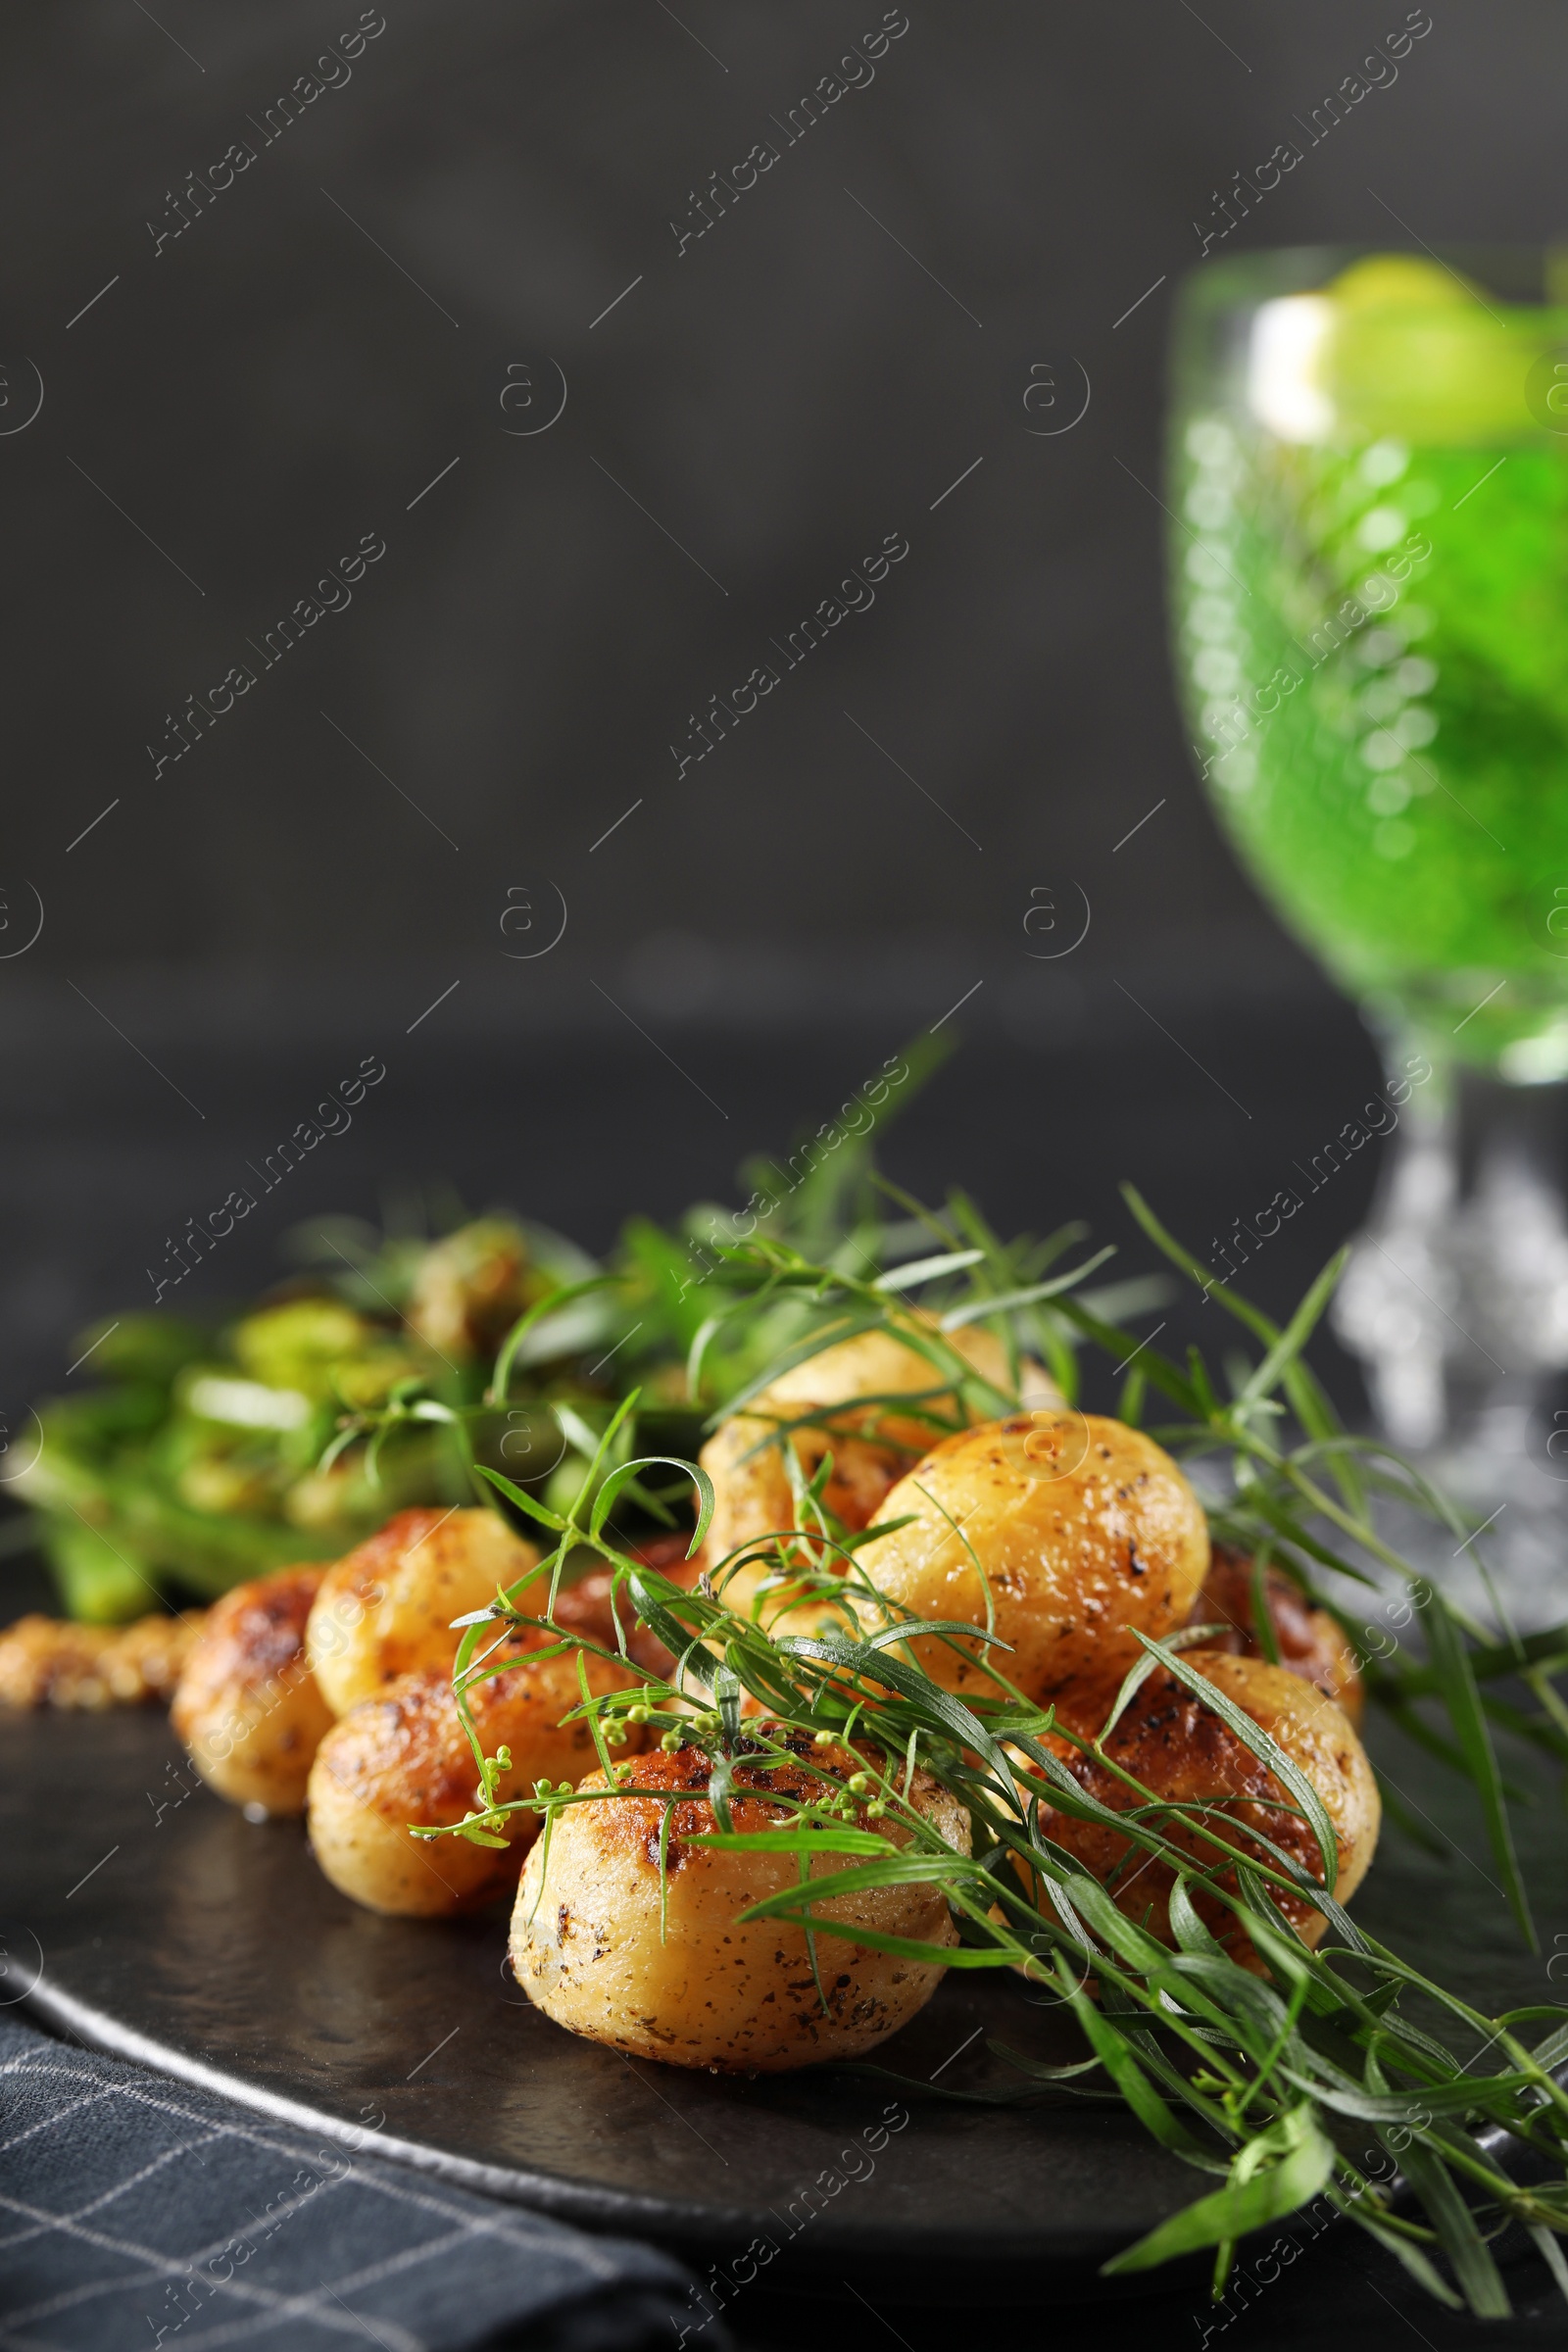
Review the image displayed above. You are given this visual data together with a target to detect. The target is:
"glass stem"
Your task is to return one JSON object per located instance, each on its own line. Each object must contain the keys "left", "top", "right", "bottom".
{"left": 1335, "top": 1040, "right": 1568, "bottom": 1463}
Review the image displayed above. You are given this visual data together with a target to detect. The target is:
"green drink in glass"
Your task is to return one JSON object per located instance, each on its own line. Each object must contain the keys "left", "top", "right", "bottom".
{"left": 1169, "top": 250, "right": 1568, "bottom": 1608}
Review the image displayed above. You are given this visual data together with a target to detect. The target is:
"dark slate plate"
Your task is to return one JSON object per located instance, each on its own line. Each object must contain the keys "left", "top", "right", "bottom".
{"left": 4, "top": 1707, "right": 1563, "bottom": 2300}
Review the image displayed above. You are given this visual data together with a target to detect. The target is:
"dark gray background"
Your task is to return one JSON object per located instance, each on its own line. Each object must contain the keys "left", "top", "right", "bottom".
{"left": 2, "top": 1, "right": 1559, "bottom": 1381}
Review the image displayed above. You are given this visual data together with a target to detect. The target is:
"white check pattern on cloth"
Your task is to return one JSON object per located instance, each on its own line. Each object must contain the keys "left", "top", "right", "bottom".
{"left": 0, "top": 2022, "right": 705, "bottom": 2352}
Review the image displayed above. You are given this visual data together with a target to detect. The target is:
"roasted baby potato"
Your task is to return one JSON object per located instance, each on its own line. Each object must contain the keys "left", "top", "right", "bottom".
{"left": 306, "top": 1632, "right": 640, "bottom": 1916}
{"left": 1194, "top": 1544, "right": 1364, "bottom": 1724}
{"left": 510, "top": 1728, "right": 969, "bottom": 2072}
{"left": 172, "top": 1567, "right": 334, "bottom": 1814}
{"left": 1041, "top": 1650, "right": 1379, "bottom": 1960}
{"left": 853, "top": 1413, "right": 1209, "bottom": 1717}
{"left": 700, "top": 1318, "right": 1055, "bottom": 1613}
{"left": 306, "top": 1505, "right": 540, "bottom": 1717}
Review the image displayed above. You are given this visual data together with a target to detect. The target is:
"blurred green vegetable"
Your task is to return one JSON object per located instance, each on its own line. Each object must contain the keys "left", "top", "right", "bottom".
{"left": 9, "top": 1209, "right": 589, "bottom": 1620}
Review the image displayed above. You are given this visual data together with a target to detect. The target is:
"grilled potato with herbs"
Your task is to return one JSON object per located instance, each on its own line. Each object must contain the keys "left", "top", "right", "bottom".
{"left": 699, "top": 1319, "right": 1056, "bottom": 1614}
{"left": 306, "top": 1629, "right": 642, "bottom": 1916}
{"left": 172, "top": 1567, "right": 333, "bottom": 1814}
{"left": 1039, "top": 1650, "right": 1379, "bottom": 1962}
{"left": 306, "top": 1505, "right": 540, "bottom": 1717}
{"left": 510, "top": 1728, "right": 968, "bottom": 2072}
{"left": 853, "top": 1413, "right": 1209, "bottom": 1719}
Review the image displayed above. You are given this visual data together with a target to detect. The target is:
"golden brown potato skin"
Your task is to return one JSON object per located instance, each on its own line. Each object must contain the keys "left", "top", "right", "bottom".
{"left": 172, "top": 1569, "right": 334, "bottom": 1815}
{"left": 511, "top": 1731, "right": 969, "bottom": 2073}
{"left": 699, "top": 1321, "right": 1054, "bottom": 1614}
{"left": 306, "top": 1633, "right": 641, "bottom": 1917}
{"left": 306, "top": 1506, "right": 541, "bottom": 1717}
{"left": 1042, "top": 1651, "right": 1379, "bottom": 1961}
{"left": 854, "top": 1413, "right": 1209, "bottom": 1718}
{"left": 1193, "top": 1545, "right": 1364, "bottom": 1724}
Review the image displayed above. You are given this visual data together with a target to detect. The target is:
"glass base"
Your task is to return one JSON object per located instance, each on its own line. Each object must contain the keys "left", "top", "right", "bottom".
{"left": 1334, "top": 1047, "right": 1568, "bottom": 1630}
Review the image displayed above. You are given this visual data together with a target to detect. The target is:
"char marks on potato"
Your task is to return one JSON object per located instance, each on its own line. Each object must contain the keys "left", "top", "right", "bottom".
{"left": 172, "top": 1566, "right": 334, "bottom": 1815}
{"left": 1040, "top": 1650, "right": 1379, "bottom": 1963}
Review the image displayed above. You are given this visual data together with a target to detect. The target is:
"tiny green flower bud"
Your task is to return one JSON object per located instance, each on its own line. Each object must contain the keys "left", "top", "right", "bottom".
{"left": 661, "top": 1730, "right": 682, "bottom": 1752}
{"left": 848, "top": 1772, "right": 872, "bottom": 1795}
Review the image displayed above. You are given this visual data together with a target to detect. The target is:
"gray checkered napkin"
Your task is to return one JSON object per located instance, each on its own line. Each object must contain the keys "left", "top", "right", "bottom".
{"left": 0, "top": 2015, "right": 720, "bottom": 2351}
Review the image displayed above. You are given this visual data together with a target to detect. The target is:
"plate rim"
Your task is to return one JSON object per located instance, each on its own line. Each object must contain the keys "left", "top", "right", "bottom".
{"left": 20, "top": 1977, "right": 1145, "bottom": 2272}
